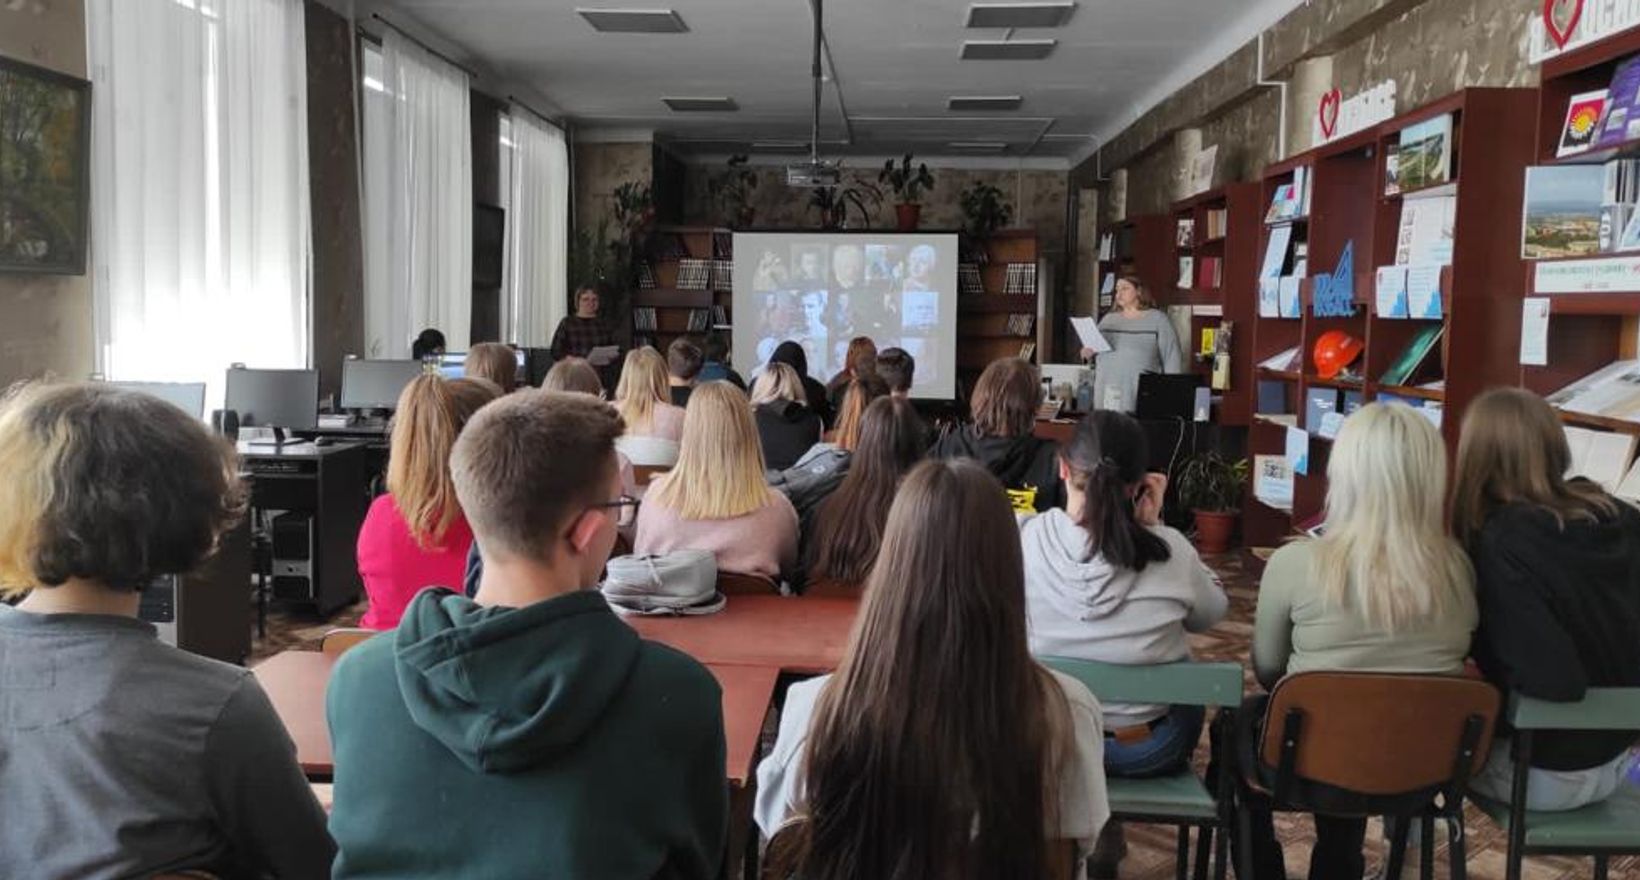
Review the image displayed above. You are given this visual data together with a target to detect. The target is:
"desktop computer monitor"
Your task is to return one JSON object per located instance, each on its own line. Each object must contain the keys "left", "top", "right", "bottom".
{"left": 340, "top": 359, "right": 424, "bottom": 410}
{"left": 225, "top": 367, "right": 318, "bottom": 444}
{"left": 107, "top": 381, "right": 207, "bottom": 420}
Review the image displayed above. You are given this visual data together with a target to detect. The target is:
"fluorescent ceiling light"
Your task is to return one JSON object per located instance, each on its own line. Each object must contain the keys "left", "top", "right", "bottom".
{"left": 948, "top": 141, "right": 1011, "bottom": 152}
{"left": 662, "top": 96, "right": 739, "bottom": 112}
{"left": 947, "top": 95, "right": 1024, "bottom": 111}
{"left": 965, "top": 2, "right": 1076, "bottom": 29}
{"left": 960, "top": 39, "right": 1056, "bottom": 60}
{"left": 576, "top": 8, "right": 688, "bottom": 33}
{"left": 751, "top": 141, "right": 809, "bottom": 152}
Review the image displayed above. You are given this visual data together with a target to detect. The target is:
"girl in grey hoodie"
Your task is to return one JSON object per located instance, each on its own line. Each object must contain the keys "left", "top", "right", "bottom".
{"left": 1019, "top": 411, "right": 1227, "bottom": 876}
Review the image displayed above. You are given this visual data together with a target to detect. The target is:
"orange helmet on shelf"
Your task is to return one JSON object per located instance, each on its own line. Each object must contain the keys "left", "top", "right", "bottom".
{"left": 1312, "top": 330, "right": 1364, "bottom": 380}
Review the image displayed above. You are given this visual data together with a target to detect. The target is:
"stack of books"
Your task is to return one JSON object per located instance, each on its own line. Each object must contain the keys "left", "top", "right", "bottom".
{"left": 633, "top": 307, "right": 658, "bottom": 332}
{"left": 675, "top": 259, "right": 711, "bottom": 290}
{"left": 710, "top": 260, "right": 733, "bottom": 291}
{"left": 958, "top": 263, "right": 984, "bottom": 296}
{"left": 1005, "top": 313, "right": 1036, "bottom": 337}
{"left": 1201, "top": 208, "right": 1228, "bottom": 240}
{"left": 1003, "top": 263, "right": 1037, "bottom": 295}
{"left": 1195, "top": 256, "right": 1223, "bottom": 290}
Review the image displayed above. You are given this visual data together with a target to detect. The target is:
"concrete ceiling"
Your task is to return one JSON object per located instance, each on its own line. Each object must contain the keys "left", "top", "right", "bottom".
{"left": 349, "top": 0, "right": 1306, "bottom": 165}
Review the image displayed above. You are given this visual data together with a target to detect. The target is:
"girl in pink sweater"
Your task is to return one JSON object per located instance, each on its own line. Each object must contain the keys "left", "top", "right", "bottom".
{"left": 356, "top": 375, "right": 500, "bottom": 629}
{"left": 635, "top": 383, "right": 798, "bottom": 584}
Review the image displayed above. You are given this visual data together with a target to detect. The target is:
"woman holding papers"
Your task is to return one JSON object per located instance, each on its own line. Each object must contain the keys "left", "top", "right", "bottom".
{"left": 550, "top": 285, "right": 620, "bottom": 369}
{"left": 1080, "top": 277, "right": 1183, "bottom": 414}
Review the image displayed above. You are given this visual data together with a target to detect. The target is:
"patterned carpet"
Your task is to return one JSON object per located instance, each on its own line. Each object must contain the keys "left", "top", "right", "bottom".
{"left": 250, "top": 550, "right": 1638, "bottom": 880}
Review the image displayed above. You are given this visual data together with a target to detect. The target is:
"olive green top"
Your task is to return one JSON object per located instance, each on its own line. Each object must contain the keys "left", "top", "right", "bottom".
{"left": 1253, "top": 540, "right": 1477, "bottom": 690}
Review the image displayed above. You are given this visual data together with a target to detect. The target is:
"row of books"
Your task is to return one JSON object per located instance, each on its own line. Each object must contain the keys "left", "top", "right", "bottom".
{"left": 633, "top": 306, "right": 730, "bottom": 333}
{"left": 674, "top": 259, "right": 734, "bottom": 291}
{"left": 1003, "top": 262, "right": 1039, "bottom": 295}
{"left": 1556, "top": 52, "right": 1640, "bottom": 157}
{"left": 1200, "top": 208, "right": 1229, "bottom": 241}
{"left": 1178, "top": 256, "right": 1224, "bottom": 290}
{"left": 958, "top": 263, "right": 984, "bottom": 296}
{"left": 1004, "top": 313, "right": 1036, "bottom": 337}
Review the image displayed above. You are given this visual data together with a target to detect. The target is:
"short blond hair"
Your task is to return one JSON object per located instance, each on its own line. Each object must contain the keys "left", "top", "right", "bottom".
{"left": 648, "top": 382, "right": 770, "bottom": 520}
{"left": 0, "top": 382, "right": 244, "bottom": 598}
{"left": 451, "top": 390, "right": 625, "bottom": 562}
{"left": 542, "top": 357, "right": 603, "bottom": 397}
{"left": 751, "top": 363, "right": 806, "bottom": 406}
{"left": 614, "top": 347, "right": 671, "bottom": 433}
{"left": 465, "top": 342, "right": 518, "bottom": 390}
{"left": 387, "top": 375, "right": 500, "bottom": 548}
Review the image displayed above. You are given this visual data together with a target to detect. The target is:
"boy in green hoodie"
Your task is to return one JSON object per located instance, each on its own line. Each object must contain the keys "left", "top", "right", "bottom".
{"left": 326, "top": 390, "right": 728, "bottom": 879}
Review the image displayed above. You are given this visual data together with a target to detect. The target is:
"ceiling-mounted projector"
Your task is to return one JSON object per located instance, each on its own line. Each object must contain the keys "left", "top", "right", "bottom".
{"left": 786, "top": 161, "right": 841, "bottom": 188}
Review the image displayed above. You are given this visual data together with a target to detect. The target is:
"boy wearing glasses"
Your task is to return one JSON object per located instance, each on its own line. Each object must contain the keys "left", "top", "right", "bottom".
{"left": 326, "top": 390, "right": 726, "bottom": 879}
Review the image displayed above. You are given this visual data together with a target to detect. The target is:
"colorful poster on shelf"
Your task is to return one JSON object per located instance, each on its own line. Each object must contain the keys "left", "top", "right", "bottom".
{"left": 1560, "top": 89, "right": 1611, "bottom": 156}
{"left": 1396, "top": 114, "right": 1453, "bottom": 190}
{"left": 1375, "top": 266, "right": 1410, "bottom": 318}
{"left": 1286, "top": 426, "right": 1310, "bottom": 477}
{"left": 1406, "top": 264, "right": 1443, "bottom": 319}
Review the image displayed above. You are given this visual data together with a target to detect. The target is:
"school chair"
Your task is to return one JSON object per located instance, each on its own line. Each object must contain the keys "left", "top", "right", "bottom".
{"left": 632, "top": 464, "right": 671, "bottom": 487}
{"left": 320, "top": 627, "right": 375, "bottom": 659}
{"left": 1472, "top": 687, "right": 1640, "bottom": 880}
{"left": 1043, "top": 657, "right": 1244, "bottom": 880}
{"left": 759, "top": 815, "right": 1082, "bottom": 880}
{"left": 1237, "top": 672, "right": 1500, "bottom": 880}
{"left": 719, "top": 571, "right": 780, "bottom": 596}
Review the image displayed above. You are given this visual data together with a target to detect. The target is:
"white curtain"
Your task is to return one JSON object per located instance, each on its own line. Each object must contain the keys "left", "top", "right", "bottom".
{"left": 503, "top": 109, "right": 570, "bottom": 347}
{"left": 363, "top": 31, "right": 472, "bottom": 357}
{"left": 88, "top": 0, "right": 311, "bottom": 403}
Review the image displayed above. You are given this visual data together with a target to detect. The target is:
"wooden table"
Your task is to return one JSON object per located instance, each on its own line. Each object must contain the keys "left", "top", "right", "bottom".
{"left": 624, "top": 594, "right": 860, "bottom": 674}
{"left": 253, "top": 650, "right": 781, "bottom": 786}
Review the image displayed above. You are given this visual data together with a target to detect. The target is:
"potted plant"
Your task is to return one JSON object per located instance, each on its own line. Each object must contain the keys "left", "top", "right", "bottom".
{"left": 878, "top": 153, "right": 936, "bottom": 231}
{"left": 959, "top": 181, "right": 1013, "bottom": 239}
{"left": 1174, "top": 451, "right": 1249, "bottom": 554}
{"left": 809, "top": 181, "right": 882, "bottom": 230}
{"left": 707, "top": 154, "right": 760, "bottom": 228}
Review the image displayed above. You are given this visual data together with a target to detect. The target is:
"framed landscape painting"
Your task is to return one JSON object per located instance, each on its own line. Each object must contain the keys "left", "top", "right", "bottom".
{"left": 0, "top": 55, "right": 90, "bottom": 275}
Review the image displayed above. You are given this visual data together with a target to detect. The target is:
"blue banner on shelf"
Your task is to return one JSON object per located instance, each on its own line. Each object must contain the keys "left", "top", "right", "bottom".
{"left": 1312, "top": 240, "right": 1357, "bottom": 318}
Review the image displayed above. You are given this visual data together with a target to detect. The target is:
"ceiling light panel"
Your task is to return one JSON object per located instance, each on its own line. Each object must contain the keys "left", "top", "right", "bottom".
{"left": 965, "top": 2, "right": 1076, "bottom": 29}
{"left": 662, "top": 97, "right": 739, "bottom": 112}
{"left": 947, "top": 95, "right": 1024, "bottom": 111}
{"left": 960, "top": 39, "right": 1057, "bottom": 61}
{"left": 576, "top": 8, "right": 688, "bottom": 33}
{"left": 948, "top": 141, "right": 1011, "bottom": 153}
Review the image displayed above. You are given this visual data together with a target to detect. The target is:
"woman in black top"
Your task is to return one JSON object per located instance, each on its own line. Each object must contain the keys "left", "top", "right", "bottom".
{"left": 1452, "top": 388, "right": 1640, "bottom": 811}
{"left": 550, "top": 286, "right": 618, "bottom": 361}
{"left": 768, "top": 340, "right": 834, "bottom": 428}
{"left": 750, "top": 363, "right": 822, "bottom": 471}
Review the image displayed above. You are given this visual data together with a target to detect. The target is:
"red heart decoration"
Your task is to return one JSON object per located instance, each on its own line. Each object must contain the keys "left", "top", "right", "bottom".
{"left": 1544, "top": 0, "right": 1584, "bottom": 49}
{"left": 1318, "top": 89, "right": 1342, "bottom": 139}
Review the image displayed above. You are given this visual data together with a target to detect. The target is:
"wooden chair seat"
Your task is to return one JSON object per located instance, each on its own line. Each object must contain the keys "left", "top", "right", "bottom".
{"left": 320, "top": 627, "right": 375, "bottom": 659}
{"left": 719, "top": 571, "right": 780, "bottom": 596}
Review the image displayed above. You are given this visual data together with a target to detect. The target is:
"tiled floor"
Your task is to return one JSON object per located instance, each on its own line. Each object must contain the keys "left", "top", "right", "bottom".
{"left": 252, "top": 550, "right": 1638, "bottom": 880}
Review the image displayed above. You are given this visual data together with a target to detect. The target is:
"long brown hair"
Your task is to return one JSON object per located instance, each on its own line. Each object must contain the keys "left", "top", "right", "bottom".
{"left": 808, "top": 397, "right": 927, "bottom": 586}
{"left": 971, "top": 357, "right": 1039, "bottom": 438}
{"left": 465, "top": 342, "right": 518, "bottom": 390}
{"left": 828, "top": 336, "right": 878, "bottom": 392}
{"left": 1452, "top": 387, "right": 1619, "bottom": 544}
{"left": 793, "top": 459, "right": 1072, "bottom": 880}
{"left": 1116, "top": 275, "right": 1156, "bottom": 310}
{"left": 387, "top": 375, "right": 500, "bottom": 547}
{"left": 830, "top": 374, "right": 889, "bottom": 452}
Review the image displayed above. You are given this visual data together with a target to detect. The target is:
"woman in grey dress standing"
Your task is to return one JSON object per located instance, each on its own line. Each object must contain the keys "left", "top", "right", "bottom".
{"left": 1080, "top": 276, "right": 1183, "bottom": 413}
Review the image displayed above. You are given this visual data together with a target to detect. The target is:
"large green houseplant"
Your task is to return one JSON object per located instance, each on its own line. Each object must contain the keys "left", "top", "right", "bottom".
{"left": 879, "top": 153, "right": 936, "bottom": 230}
{"left": 707, "top": 154, "right": 760, "bottom": 228}
{"left": 1174, "top": 451, "right": 1249, "bottom": 554}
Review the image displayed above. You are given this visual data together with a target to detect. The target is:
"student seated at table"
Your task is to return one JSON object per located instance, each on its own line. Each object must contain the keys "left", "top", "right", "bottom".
{"left": 932, "top": 357, "right": 1063, "bottom": 512}
{"left": 1021, "top": 410, "right": 1227, "bottom": 877}
{"left": 767, "top": 339, "right": 833, "bottom": 428}
{"left": 752, "top": 362, "right": 823, "bottom": 472}
{"left": 614, "top": 347, "right": 686, "bottom": 466}
{"left": 768, "top": 374, "right": 890, "bottom": 529}
{"left": 824, "top": 335, "right": 876, "bottom": 414}
{"left": 698, "top": 331, "right": 746, "bottom": 390}
{"left": 541, "top": 356, "right": 603, "bottom": 396}
{"left": 327, "top": 390, "right": 727, "bottom": 879}
{"left": 668, "top": 337, "right": 704, "bottom": 407}
{"left": 755, "top": 459, "right": 1109, "bottom": 877}
{"left": 0, "top": 382, "right": 333, "bottom": 879}
{"left": 635, "top": 382, "right": 799, "bottom": 584}
{"left": 465, "top": 341, "right": 519, "bottom": 391}
{"left": 357, "top": 375, "right": 500, "bottom": 631}
{"left": 1451, "top": 388, "right": 1640, "bottom": 811}
{"left": 805, "top": 396, "right": 926, "bottom": 591}
{"left": 412, "top": 327, "right": 447, "bottom": 361}
{"left": 1242, "top": 403, "right": 1477, "bottom": 880}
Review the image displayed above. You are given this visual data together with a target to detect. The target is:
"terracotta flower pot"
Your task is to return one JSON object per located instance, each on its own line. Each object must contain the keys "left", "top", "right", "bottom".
{"left": 1191, "top": 509, "right": 1238, "bottom": 554}
{"left": 895, "top": 203, "right": 922, "bottom": 231}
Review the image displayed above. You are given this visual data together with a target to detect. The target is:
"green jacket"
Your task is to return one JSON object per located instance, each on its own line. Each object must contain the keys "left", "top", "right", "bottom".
{"left": 326, "top": 588, "right": 727, "bottom": 879}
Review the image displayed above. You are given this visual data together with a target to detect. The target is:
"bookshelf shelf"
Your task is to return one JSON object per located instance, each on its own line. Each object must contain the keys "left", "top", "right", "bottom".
{"left": 1304, "top": 375, "right": 1367, "bottom": 391}
{"left": 958, "top": 295, "right": 1041, "bottom": 314}
{"left": 1256, "top": 367, "right": 1301, "bottom": 382}
{"left": 1545, "top": 293, "right": 1640, "bottom": 315}
{"left": 1374, "top": 382, "right": 1446, "bottom": 402}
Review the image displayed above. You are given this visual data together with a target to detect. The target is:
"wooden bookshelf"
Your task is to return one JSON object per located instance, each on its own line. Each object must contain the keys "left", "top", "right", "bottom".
{"left": 1097, "top": 214, "right": 1170, "bottom": 317}
{"left": 1241, "top": 88, "right": 1536, "bottom": 546}
{"left": 957, "top": 229, "right": 1043, "bottom": 374}
{"left": 1523, "top": 28, "right": 1640, "bottom": 441}
{"left": 637, "top": 225, "right": 734, "bottom": 352}
{"left": 1168, "top": 184, "right": 1260, "bottom": 425}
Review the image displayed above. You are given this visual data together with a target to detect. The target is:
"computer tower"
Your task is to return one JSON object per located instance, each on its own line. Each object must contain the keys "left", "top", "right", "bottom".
{"left": 271, "top": 512, "right": 315, "bottom": 601}
{"left": 135, "top": 518, "right": 252, "bottom": 663}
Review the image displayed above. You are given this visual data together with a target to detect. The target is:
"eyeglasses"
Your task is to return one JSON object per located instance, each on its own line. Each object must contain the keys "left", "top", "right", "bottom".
{"left": 591, "top": 494, "right": 640, "bottom": 528}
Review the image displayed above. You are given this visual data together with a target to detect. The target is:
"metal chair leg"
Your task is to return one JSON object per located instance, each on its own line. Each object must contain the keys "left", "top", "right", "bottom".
{"left": 1419, "top": 814, "right": 1435, "bottom": 880}
{"left": 1447, "top": 813, "right": 1467, "bottom": 880}
{"left": 1385, "top": 816, "right": 1411, "bottom": 880}
{"left": 1175, "top": 824, "right": 1190, "bottom": 880}
{"left": 1213, "top": 820, "right": 1229, "bottom": 880}
{"left": 1594, "top": 855, "right": 1609, "bottom": 880}
{"left": 1236, "top": 796, "right": 1254, "bottom": 880}
{"left": 1192, "top": 824, "right": 1212, "bottom": 880}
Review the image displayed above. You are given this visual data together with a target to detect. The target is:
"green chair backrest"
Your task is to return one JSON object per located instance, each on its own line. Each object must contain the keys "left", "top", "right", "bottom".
{"left": 1041, "top": 657, "right": 1245, "bottom": 708}
{"left": 1508, "top": 688, "right": 1640, "bottom": 732}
